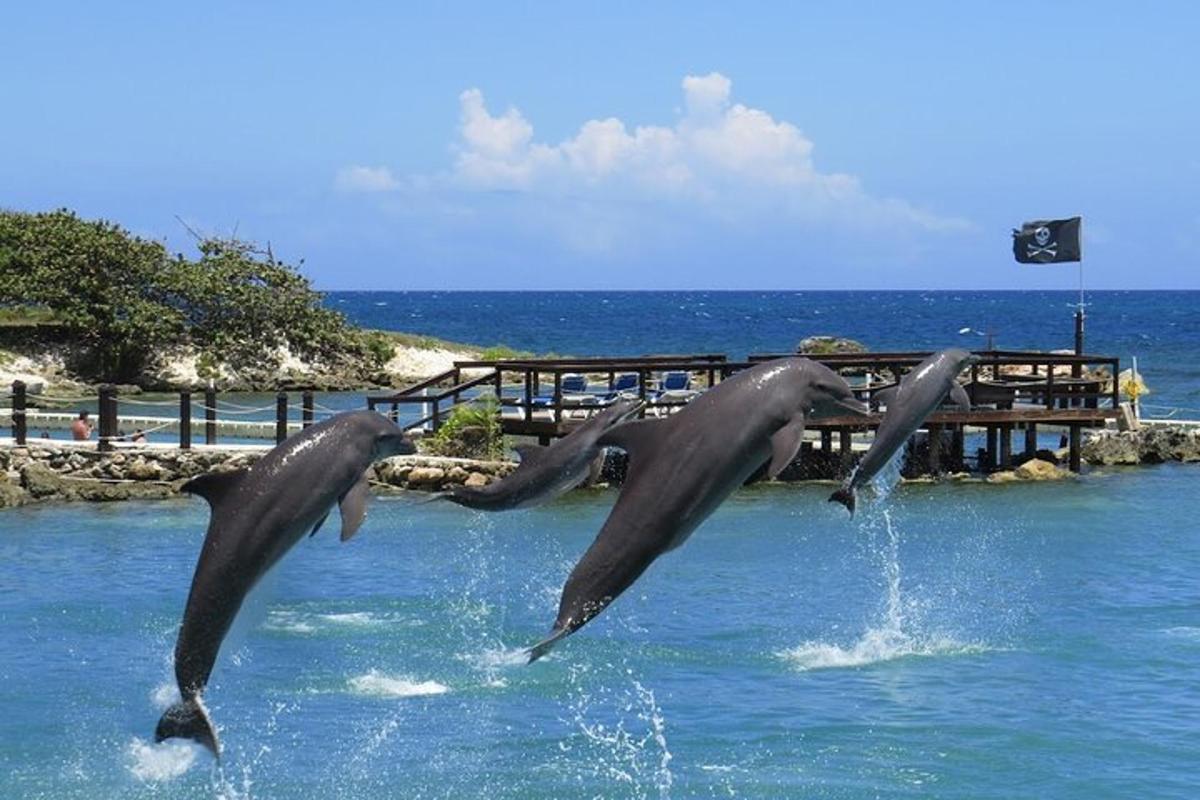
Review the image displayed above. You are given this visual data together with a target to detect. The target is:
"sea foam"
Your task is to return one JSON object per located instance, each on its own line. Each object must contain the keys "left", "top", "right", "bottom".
{"left": 347, "top": 670, "right": 450, "bottom": 699}
{"left": 126, "top": 737, "right": 198, "bottom": 781}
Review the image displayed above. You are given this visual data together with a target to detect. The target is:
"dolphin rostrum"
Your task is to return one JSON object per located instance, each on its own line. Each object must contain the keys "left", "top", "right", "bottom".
{"left": 442, "top": 398, "right": 644, "bottom": 511}
{"left": 155, "top": 410, "right": 415, "bottom": 757}
{"left": 528, "top": 358, "right": 868, "bottom": 661}
{"left": 829, "top": 348, "right": 978, "bottom": 515}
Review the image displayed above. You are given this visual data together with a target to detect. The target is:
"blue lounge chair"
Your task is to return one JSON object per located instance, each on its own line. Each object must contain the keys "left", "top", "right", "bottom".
{"left": 652, "top": 371, "right": 699, "bottom": 415}
{"left": 531, "top": 373, "right": 597, "bottom": 413}
{"left": 602, "top": 372, "right": 640, "bottom": 402}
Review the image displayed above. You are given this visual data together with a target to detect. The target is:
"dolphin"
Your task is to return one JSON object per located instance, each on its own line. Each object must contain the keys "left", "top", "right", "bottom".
{"left": 441, "top": 398, "right": 644, "bottom": 511}
{"left": 829, "top": 348, "right": 978, "bottom": 515}
{"left": 155, "top": 410, "right": 415, "bottom": 757}
{"left": 528, "top": 358, "right": 868, "bottom": 661}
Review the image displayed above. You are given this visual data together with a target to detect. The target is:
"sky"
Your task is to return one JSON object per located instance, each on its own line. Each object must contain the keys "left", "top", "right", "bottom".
{"left": 3, "top": 2, "right": 1198, "bottom": 290}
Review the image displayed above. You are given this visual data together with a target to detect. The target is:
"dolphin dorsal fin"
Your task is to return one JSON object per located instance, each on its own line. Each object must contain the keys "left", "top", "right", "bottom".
{"left": 182, "top": 468, "right": 249, "bottom": 508}
{"left": 338, "top": 473, "right": 371, "bottom": 541}
{"left": 767, "top": 415, "right": 807, "bottom": 479}
{"left": 596, "top": 418, "right": 668, "bottom": 458}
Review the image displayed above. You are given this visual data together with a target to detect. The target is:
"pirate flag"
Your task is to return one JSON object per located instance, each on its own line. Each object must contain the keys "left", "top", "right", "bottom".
{"left": 1012, "top": 216, "right": 1082, "bottom": 263}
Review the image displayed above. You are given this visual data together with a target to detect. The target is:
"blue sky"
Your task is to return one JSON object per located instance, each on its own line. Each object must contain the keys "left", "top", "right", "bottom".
{"left": 3, "top": 2, "right": 1198, "bottom": 289}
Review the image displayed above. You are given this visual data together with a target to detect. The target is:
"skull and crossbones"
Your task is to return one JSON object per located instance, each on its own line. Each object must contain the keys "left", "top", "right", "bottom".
{"left": 1027, "top": 225, "right": 1057, "bottom": 258}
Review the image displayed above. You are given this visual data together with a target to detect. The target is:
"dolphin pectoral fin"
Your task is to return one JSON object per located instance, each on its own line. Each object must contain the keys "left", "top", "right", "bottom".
{"left": 596, "top": 418, "right": 667, "bottom": 458}
{"left": 767, "top": 416, "right": 807, "bottom": 479}
{"left": 181, "top": 469, "right": 249, "bottom": 508}
{"left": 308, "top": 510, "right": 331, "bottom": 538}
{"left": 950, "top": 382, "right": 971, "bottom": 411}
{"left": 527, "top": 626, "right": 570, "bottom": 664}
{"left": 155, "top": 696, "right": 220, "bottom": 758}
{"left": 338, "top": 475, "right": 371, "bottom": 541}
{"left": 584, "top": 452, "right": 606, "bottom": 487}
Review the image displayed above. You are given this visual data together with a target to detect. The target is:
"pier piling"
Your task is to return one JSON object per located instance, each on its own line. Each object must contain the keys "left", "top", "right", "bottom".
{"left": 275, "top": 392, "right": 288, "bottom": 444}
{"left": 302, "top": 391, "right": 314, "bottom": 428}
{"left": 98, "top": 385, "right": 117, "bottom": 452}
{"left": 12, "top": 380, "right": 26, "bottom": 445}
{"left": 180, "top": 391, "right": 192, "bottom": 450}
{"left": 205, "top": 387, "right": 217, "bottom": 445}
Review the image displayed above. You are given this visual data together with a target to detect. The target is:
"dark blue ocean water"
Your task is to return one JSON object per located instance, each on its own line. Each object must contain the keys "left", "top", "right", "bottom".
{"left": 328, "top": 290, "right": 1200, "bottom": 413}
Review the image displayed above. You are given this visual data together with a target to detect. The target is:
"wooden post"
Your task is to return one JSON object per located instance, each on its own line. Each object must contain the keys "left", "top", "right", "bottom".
{"left": 451, "top": 367, "right": 462, "bottom": 405}
{"left": 493, "top": 367, "right": 503, "bottom": 398}
{"left": 275, "top": 392, "right": 288, "bottom": 444}
{"left": 969, "top": 364, "right": 979, "bottom": 406}
{"left": 952, "top": 425, "right": 965, "bottom": 470}
{"left": 1069, "top": 424, "right": 1082, "bottom": 472}
{"left": 302, "top": 391, "right": 314, "bottom": 429}
{"left": 12, "top": 380, "right": 26, "bottom": 445}
{"left": 98, "top": 384, "right": 117, "bottom": 452}
{"left": 999, "top": 423, "right": 1013, "bottom": 469}
{"left": 638, "top": 369, "right": 648, "bottom": 417}
{"left": 928, "top": 424, "right": 941, "bottom": 475}
{"left": 553, "top": 371, "right": 563, "bottom": 424}
{"left": 179, "top": 390, "right": 192, "bottom": 450}
{"left": 985, "top": 425, "right": 998, "bottom": 472}
{"left": 1045, "top": 366, "right": 1055, "bottom": 410}
{"left": 523, "top": 370, "right": 533, "bottom": 422}
{"left": 205, "top": 386, "right": 217, "bottom": 445}
{"left": 1024, "top": 423, "right": 1037, "bottom": 457}
{"left": 820, "top": 429, "right": 832, "bottom": 452}
{"left": 431, "top": 398, "right": 441, "bottom": 431}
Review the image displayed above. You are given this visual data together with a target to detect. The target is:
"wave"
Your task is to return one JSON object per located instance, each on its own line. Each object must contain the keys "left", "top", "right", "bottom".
{"left": 347, "top": 670, "right": 450, "bottom": 699}
{"left": 263, "top": 608, "right": 415, "bottom": 635}
{"left": 1162, "top": 626, "right": 1200, "bottom": 641}
{"left": 126, "top": 737, "right": 198, "bottom": 781}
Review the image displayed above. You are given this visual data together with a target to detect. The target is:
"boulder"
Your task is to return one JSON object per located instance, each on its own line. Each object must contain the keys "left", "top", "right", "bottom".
{"left": 1082, "top": 431, "right": 1141, "bottom": 466}
{"left": 464, "top": 471, "right": 490, "bottom": 488}
{"left": 405, "top": 466, "right": 445, "bottom": 486}
{"left": 986, "top": 470, "right": 1020, "bottom": 484}
{"left": 126, "top": 459, "right": 164, "bottom": 481}
{"left": 796, "top": 336, "right": 868, "bottom": 356}
{"left": 1014, "top": 458, "right": 1072, "bottom": 481}
{"left": 445, "top": 466, "right": 470, "bottom": 484}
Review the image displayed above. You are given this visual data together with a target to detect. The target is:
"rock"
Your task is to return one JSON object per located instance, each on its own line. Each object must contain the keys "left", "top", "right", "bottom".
{"left": 0, "top": 481, "right": 26, "bottom": 508}
{"left": 446, "top": 466, "right": 470, "bottom": 484}
{"left": 1082, "top": 431, "right": 1141, "bottom": 465}
{"left": 796, "top": 336, "right": 868, "bottom": 356}
{"left": 405, "top": 466, "right": 445, "bottom": 486}
{"left": 126, "top": 459, "right": 163, "bottom": 481}
{"left": 987, "top": 470, "right": 1020, "bottom": 484}
{"left": 1014, "top": 458, "right": 1072, "bottom": 481}
{"left": 464, "top": 471, "right": 490, "bottom": 488}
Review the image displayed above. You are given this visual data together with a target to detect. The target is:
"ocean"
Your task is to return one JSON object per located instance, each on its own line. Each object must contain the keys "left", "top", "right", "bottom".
{"left": 1, "top": 290, "right": 1198, "bottom": 798}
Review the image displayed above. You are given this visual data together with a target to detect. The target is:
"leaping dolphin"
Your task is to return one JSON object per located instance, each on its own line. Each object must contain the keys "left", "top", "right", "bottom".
{"left": 441, "top": 398, "right": 644, "bottom": 511}
{"left": 829, "top": 348, "right": 978, "bottom": 515}
{"left": 528, "top": 358, "right": 868, "bottom": 662}
{"left": 155, "top": 410, "right": 415, "bottom": 757}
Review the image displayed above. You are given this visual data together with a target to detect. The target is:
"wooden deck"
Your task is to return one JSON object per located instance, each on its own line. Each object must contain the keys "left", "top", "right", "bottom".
{"left": 367, "top": 350, "right": 1123, "bottom": 473}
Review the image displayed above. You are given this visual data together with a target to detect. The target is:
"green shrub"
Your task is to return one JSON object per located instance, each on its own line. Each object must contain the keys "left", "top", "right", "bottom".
{"left": 423, "top": 395, "right": 505, "bottom": 460}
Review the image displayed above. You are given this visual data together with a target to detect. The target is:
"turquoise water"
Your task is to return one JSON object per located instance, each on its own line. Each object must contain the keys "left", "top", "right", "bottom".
{"left": 2, "top": 467, "right": 1198, "bottom": 798}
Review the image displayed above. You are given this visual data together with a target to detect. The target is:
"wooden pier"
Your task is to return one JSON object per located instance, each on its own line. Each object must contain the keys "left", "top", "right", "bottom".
{"left": 367, "top": 350, "right": 1121, "bottom": 473}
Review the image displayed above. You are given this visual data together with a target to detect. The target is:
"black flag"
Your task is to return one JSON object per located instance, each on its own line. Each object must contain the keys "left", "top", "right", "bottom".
{"left": 1012, "top": 216, "right": 1082, "bottom": 264}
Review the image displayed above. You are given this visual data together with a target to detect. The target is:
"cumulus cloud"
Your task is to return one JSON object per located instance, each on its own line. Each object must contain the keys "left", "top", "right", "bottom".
{"left": 335, "top": 165, "right": 400, "bottom": 193}
{"left": 333, "top": 73, "right": 968, "bottom": 263}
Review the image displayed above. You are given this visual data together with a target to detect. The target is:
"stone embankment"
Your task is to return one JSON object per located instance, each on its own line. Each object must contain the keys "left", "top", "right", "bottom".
{"left": 0, "top": 445, "right": 515, "bottom": 508}
{"left": 1082, "top": 425, "right": 1200, "bottom": 466}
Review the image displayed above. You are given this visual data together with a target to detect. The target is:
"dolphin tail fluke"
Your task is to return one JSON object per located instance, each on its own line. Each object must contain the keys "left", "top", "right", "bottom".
{"left": 828, "top": 487, "right": 856, "bottom": 516}
{"left": 527, "top": 627, "right": 570, "bottom": 664}
{"left": 155, "top": 696, "right": 220, "bottom": 758}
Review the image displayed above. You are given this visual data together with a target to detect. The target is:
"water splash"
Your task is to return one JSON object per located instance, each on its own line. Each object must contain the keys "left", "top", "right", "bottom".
{"left": 782, "top": 509, "right": 985, "bottom": 671}
{"left": 347, "top": 670, "right": 450, "bottom": 699}
{"left": 125, "top": 737, "right": 199, "bottom": 781}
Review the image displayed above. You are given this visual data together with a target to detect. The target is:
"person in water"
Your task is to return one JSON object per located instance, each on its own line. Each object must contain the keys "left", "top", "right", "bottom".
{"left": 70, "top": 411, "right": 93, "bottom": 441}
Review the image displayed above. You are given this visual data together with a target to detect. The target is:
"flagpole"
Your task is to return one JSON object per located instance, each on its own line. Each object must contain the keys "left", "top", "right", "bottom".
{"left": 1074, "top": 219, "right": 1084, "bottom": 356}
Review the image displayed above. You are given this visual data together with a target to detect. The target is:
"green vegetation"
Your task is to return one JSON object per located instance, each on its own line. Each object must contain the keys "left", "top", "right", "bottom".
{"left": 0, "top": 208, "right": 389, "bottom": 384}
{"left": 423, "top": 395, "right": 505, "bottom": 460}
{"left": 478, "top": 345, "right": 534, "bottom": 361}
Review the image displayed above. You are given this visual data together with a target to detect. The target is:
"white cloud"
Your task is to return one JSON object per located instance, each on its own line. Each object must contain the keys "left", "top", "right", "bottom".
{"left": 335, "top": 165, "right": 400, "bottom": 193}
{"left": 441, "top": 72, "right": 964, "bottom": 235}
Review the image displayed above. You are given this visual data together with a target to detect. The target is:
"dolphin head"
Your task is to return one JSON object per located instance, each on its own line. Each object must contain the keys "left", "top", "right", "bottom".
{"left": 944, "top": 348, "right": 981, "bottom": 370}
{"left": 368, "top": 416, "right": 417, "bottom": 458}
{"left": 801, "top": 361, "right": 869, "bottom": 419}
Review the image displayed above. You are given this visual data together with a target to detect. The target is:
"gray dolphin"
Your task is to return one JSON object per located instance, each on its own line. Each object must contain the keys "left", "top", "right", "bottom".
{"left": 442, "top": 398, "right": 644, "bottom": 511}
{"left": 528, "top": 358, "right": 868, "bottom": 661}
{"left": 155, "top": 410, "right": 415, "bottom": 757}
{"left": 829, "top": 348, "right": 978, "bottom": 515}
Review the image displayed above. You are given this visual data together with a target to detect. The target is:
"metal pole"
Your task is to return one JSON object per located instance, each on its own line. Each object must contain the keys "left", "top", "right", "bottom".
{"left": 12, "top": 380, "right": 26, "bottom": 445}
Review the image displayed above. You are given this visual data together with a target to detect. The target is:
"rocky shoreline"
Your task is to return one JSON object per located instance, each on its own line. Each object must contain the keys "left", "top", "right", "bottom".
{"left": 5, "top": 423, "right": 1198, "bottom": 509}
